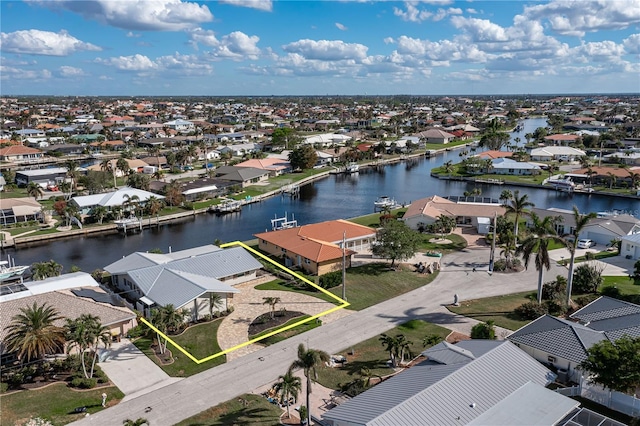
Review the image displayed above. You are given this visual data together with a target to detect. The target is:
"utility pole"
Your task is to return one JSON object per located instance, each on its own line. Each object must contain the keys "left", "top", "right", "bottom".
{"left": 342, "top": 231, "right": 347, "bottom": 301}
{"left": 489, "top": 212, "right": 497, "bottom": 274}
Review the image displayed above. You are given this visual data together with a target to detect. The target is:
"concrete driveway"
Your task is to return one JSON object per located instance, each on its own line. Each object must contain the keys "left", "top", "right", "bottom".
{"left": 548, "top": 248, "right": 633, "bottom": 277}
{"left": 98, "top": 338, "right": 181, "bottom": 402}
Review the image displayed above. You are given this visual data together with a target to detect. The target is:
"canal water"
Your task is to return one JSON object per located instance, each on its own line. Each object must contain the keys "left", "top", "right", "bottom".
{"left": 6, "top": 118, "right": 640, "bottom": 272}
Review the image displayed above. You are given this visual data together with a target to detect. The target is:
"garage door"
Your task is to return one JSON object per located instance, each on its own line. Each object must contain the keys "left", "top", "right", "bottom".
{"left": 586, "top": 231, "right": 614, "bottom": 246}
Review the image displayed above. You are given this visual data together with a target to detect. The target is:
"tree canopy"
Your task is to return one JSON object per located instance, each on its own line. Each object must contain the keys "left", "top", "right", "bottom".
{"left": 372, "top": 219, "right": 420, "bottom": 267}
{"left": 271, "top": 127, "right": 298, "bottom": 149}
{"left": 580, "top": 336, "right": 640, "bottom": 396}
{"left": 288, "top": 145, "right": 318, "bottom": 170}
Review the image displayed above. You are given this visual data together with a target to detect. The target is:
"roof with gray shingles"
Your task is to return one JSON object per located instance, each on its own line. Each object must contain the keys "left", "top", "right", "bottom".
{"left": 569, "top": 296, "right": 640, "bottom": 340}
{"left": 507, "top": 315, "right": 608, "bottom": 363}
{"left": 104, "top": 245, "right": 222, "bottom": 274}
{"left": 323, "top": 341, "right": 554, "bottom": 426}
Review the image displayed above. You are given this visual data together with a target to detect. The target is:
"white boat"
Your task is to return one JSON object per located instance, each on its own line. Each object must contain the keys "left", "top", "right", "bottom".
{"left": 346, "top": 163, "right": 360, "bottom": 173}
{"left": 114, "top": 216, "right": 142, "bottom": 233}
{"left": 548, "top": 178, "right": 575, "bottom": 192}
{"left": 374, "top": 196, "right": 397, "bottom": 210}
{"left": 0, "top": 260, "right": 30, "bottom": 282}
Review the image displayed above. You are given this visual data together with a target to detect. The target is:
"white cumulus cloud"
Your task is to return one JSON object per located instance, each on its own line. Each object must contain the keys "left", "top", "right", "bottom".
{"left": 189, "top": 29, "right": 261, "bottom": 60}
{"left": 0, "top": 29, "right": 101, "bottom": 56}
{"left": 59, "top": 65, "right": 86, "bottom": 77}
{"left": 335, "top": 22, "right": 348, "bottom": 31}
{"left": 623, "top": 34, "right": 640, "bottom": 54}
{"left": 218, "top": 0, "right": 272, "bottom": 12}
{"left": 282, "top": 39, "right": 368, "bottom": 61}
{"left": 96, "top": 54, "right": 158, "bottom": 71}
{"left": 28, "top": 0, "right": 213, "bottom": 31}
{"left": 0, "top": 65, "right": 51, "bottom": 80}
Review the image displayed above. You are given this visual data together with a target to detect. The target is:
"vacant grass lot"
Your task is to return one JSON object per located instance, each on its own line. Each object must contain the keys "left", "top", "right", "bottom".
{"left": 251, "top": 315, "right": 322, "bottom": 345}
{"left": 316, "top": 319, "right": 451, "bottom": 391}
{"left": 330, "top": 263, "right": 439, "bottom": 311}
{"left": 0, "top": 383, "right": 123, "bottom": 426}
{"left": 134, "top": 319, "right": 225, "bottom": 377}
{"left": 175, "top": 393, "right": 283, "bottom": 426}
{"left": 602, "top": 275, "right": 640, "bottom": 295}
{"left": 448, "top": 291, "right": 538, "bottom": 331}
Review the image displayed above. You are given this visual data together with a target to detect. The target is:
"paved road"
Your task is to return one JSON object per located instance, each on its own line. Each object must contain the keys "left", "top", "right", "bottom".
{"left": 72, "top": 247, "right": 565, "bottom": 425}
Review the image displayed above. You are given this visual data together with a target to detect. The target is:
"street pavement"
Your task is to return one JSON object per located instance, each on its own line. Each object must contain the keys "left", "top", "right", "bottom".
{"left": 71, "top": 247, "right": 565, "bottom": 426}
{"left": 547, "top": 248, "right": 634, "bottom": 277}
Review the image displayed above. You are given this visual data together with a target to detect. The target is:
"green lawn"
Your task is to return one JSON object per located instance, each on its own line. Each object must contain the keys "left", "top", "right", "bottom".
{"left": 602, "top": 275, "right": 640, "bottom": 295}
{"left": 250, "top": 315, "right": 322, "bottom": 345}
{"left": 448, "top": 291, "right": 538, "bottom": 331}
{"left": 417, "top": 233, "right": 467, "bottom": 253}
{"left": 254, "top": 279, "right": 341, "bottom": 305}
{"left": 330, "top": 263, "right": 439, "bottom": 311}
{"left": 316, "top": 320, "right": 451, "bottom": 391}
{"left": 0, "top": 383, "right": 123, "bottom": 426}
{"left": 133, "top": 319, "right": 226, "bottom": 377}
{"left": 175, "top": 393, "right": 283, "bottom": 426}
{"left": 349, "top": 210, "right": 406, "bottom": 228}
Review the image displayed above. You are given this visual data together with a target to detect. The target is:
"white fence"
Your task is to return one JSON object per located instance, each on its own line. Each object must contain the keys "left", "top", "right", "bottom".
{"left": 582, "top": 381, "right": 640, "bottom": 418}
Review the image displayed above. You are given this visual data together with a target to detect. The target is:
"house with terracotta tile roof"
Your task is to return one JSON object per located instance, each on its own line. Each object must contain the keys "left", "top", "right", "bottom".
{"left": 476, "top": 150, "right": 513, "bottom": 160}
{"left": 234, "top": 158, "right": 291, "bottom": 177}
{"left": 403, "top": 195, "right": 505, "bottom": 233}
{"left": 0, "top": 145, "right": 45, "bottom": 163}
{"left": 544, "top": 134, "right": 582, "bottom": 145}
{"left": 254, "top": 219, "right": 376, "bottom": 275}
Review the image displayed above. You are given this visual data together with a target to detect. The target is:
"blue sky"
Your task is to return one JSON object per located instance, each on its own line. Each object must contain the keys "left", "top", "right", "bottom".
{"left": 1, "top": 0, "right": 639, "bottom": 96}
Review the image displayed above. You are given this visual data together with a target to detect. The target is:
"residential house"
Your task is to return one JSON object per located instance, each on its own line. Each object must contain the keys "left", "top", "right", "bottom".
{"left": 476, "top": 150, "right": 513, "bottom": 160}
{"left": 0, "top": 145, "right": 45, "bottom": 163}
{"left": 89, "top": 140, "right": 127, "bottom": 151}
{"left": 15, "top": 167, "right": 67, "bottom": 187}
{"left": 603, "top": 152, "right": 640, "bottom": 166}
{"left": 234, "top": 158, "right": 291, "bottom": 177}
{"left": 215, "top": 166, "right": 270, "bottom": 188}
{"left": 177, "top": 178, "right": 233, "bottom": 201}
{"left": 529, "top": 146, "right": 586, "bottom": 162}
{"left": 43, "top": 143, "right": 85, "bottom": 156}
{"left": 543, "top": 134, "right": 581, "bottom": 146}
{"left": 580, "top": 214, "right": 640, "bottom": 246}
{"left": 15, "top": 128, "right": 46, "bottom": 138}
{"left": 217, "top": 142, "right": 261, "bottom": 157}
{"left": 417, "top": 128, "right": 456, "bottom": 144}
{"left": 163, "top": 119, "right": 195, "bottom": 132}
{"left": 0, "top": 197, "right": 42, "bottom": 226}
{"left": 322, "top": 340, "right": 572, "bottom": 426}
{"left": 508, "top": 297, "right": 640, "bottom": 384}
{"left": 402, "top": 195, "right": 505, "bottom": 233}
{"left": 491, "top": 158, "right": 541, "bottom": 175}
{"left": 71, "top": 187, "right": 164, "bottom": 216}
{"left": 103, "top": 245, "right": 262, "bottom": 320}
{"left": 254, "top": 219, "right": 376, "bottom": 275}
{"left": 302, "top": 133, "right": 352, "bottom": 147}
{"left": 530, "top": 207, "right": 577, "bottom": 236}
{"left": 1, "top": 272, "right": 137, "bottom": 362}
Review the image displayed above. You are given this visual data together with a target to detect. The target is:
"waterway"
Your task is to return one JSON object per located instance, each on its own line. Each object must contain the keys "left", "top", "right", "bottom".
{"left": 5, "top": 118, "right": 640, "bottom": 272}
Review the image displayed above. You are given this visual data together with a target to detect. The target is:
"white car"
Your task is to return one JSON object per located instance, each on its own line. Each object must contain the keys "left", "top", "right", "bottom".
{"left": 577, "top": 239, "right": 595, "bottom": 249}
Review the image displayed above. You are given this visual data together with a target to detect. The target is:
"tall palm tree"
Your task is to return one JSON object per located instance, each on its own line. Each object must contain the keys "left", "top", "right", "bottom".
{"left": 26, "top": 182, "right": 44, "bottom": 200}
{"left": 564, "top": 206, "right": 597, "bottom": 307}
{"left": 607, "top": 172, "right": 617, "bottom": 189}
{"left": 145, "top": 195, "right": 164, "bottom": 226}
{"left": 4, "top": 302, "right": 65, "bottom": 362}
{"left": 151, "top": 304, "right": 185, "bottom": 355}
{"left": 516, "top": 213, "right": 561, "bottom": 304}
{"left": 274, "top": 370, "right": 302, "bottom": 419}
{"left": 443, "top": 160, "right": 454, "bottom": 176}
{"left": 289, "top": 344, "right": 330, "bottom": 426}
{"left": 31, "top": 260, "right": 63, "bottom": 280}
{"left": 92, "top": 205, "right": 108, "bottom": 225}
{"left": 504, "top": 190, "right": 534, "bottom": 247}
{"left": 64, "top": 160, "right": 79, "bottom": 194}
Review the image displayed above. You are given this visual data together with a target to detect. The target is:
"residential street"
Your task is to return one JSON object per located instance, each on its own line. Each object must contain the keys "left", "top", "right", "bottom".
{"left": 71, "top": 246, "right": 565, "bottom": 426}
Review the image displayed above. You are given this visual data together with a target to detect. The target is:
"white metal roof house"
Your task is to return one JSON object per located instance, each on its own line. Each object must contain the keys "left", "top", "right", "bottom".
{"left": 163, "top": 119, "right": 195, "bottom": 132}
{"left": 302, "top": 133, "right": 352, "bottom": 147}
{"left": 621, "top": 233, "right": 640, "bottom": 260}
{"left": 530, "top": 146, "right": 586, "bottom": 161}
{"left": 491, "top": 158, "right": 541, "bottom": 175}
{"left": 103, "top": 244, "right": 263, "bottom": 320}
{"left": 322, "top": 340, "right": 574, "bottom": 426}
{"left": 70, "top": 187, "right": 164, "bottom": 216}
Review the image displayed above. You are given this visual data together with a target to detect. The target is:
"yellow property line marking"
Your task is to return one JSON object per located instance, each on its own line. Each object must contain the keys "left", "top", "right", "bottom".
{"left": 141, "top": 241, "right": 349, "bottom": 364}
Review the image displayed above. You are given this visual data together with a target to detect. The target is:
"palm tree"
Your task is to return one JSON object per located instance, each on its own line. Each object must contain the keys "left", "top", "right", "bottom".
{"left": 443, "top": 160, "right": 454, "bottom": 176}
{"left": 289, "top": 344, "right": 330, "bottom": 426}
{"left": 273, "top": 370, "right": 302, "bottom": 419}
{"left": 395, "top": 334, "right": 413, "bottom": 365}
{"left": 499, "top": 189, "right": 513, "bottom": 205}
{"left": 607, "top": 172, "right": 617, "bottom": 189}
{"left": 379, "top": 333, "right": 398, "bottom": 367}
{"left": 145, "top": 195, "right": 164, "bottom": 226}
{"left": 31, "top": 260, "right": 63, "bottom": 280}
{"left": 504, "top": 190, "right": 534, "bottom": 247}
{"left": 208, "top": 293, "right": 224, "bottom": 317}
{"left": 150, "top": 304, "right": 186, "bottom": 355}
{"left": 423, "top": 334, "right": 443, "bottom": 348}
{"left": 92, "top": 205, "right": 108, "bottom": 225}
{"left": 123, "top": 418, "right": 149, "bottom": 426}
{"left": 64, "top": 160, "right": 79, "bottom": 193}
{"left": 517, "top": 213, "right": 561, "bottom": 304}
{"left": 627, "top": 170, "right": 640, "bottom": 189}
{"left": 116, "top": 157, "right": 130, "bottom": 180}
{"left": 564, "top": 206, "right": 597, "bottom": 307}
{"left": 123, "top": 194, "right": 141, "bottom": 218}
{"left": 26, "top": 182, "right": 44, "bottom": 199}
{"left": 263, "top": 297, "right": 281, "bottom": 319}
{"left": 4, "top": 302, "right": 65, "bottom": 362}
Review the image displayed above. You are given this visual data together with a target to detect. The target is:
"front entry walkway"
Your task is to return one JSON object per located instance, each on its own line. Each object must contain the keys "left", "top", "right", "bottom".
{"left": 217, "top": 275, "right": 352, "bottom": 361}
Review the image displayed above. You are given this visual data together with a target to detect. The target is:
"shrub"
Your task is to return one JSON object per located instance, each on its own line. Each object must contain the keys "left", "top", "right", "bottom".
{"left": 542, "top": 276, "right": 567, "bottom": 301}
{"left": 574, "top": 294, "right": 600, "bottom": 308}
{"left": 493, "top": 259, "right": 507, "bottom": 272}
{"left": 544, "top": 300, "right": 565, "bottom": 316}
{"left": 573, "top": 263, "right": 604, "bottom": 293}
{"left": 515, "top": 301, "right": 548, "bottom": 320}
{"left": 319, "top": 271, "right": 342, "bottom": 289}
{"left": 0, "top": 382, "right": 8, "bottom": 393}
{"left": 470, "top": 321, "right": 496, "bottom": 339}
{"left": 601, "top": 286, "right": 621, "bottom": 298}
{"left": 70, "top": 377, "right": 97, "bottom": 389}
{"left": 127, "top": 324, "right": 148, "bottom": 339}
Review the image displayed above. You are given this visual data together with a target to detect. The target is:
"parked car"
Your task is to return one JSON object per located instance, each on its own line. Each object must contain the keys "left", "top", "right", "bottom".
{"left": 577, "top": 239, "right": 595, "bottom": 249}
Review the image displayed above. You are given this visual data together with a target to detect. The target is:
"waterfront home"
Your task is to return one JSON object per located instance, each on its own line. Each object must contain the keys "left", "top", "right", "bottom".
{"left": 15, "top": 167, "right": 67, "bottom": 187}
{"left": 215, "top": 166, "right": 270, "bottom": 187}
{"left": 163, "top": 119, "right": 195, "bottom": 132}
{"left": 89, "top": 140, "right": 127, "bottom": 151}
{"left": 0, "top": 197, "right": 42, "bottom": 226}
{"left": 302, "top": 133, "right": 352, "bottom": 147}
{"left": 402, "top": 195, "right": 505, "bottom": 234}
{"left": 508, "top": 297, "right": 640, "bottom": 385}
{"left": 580, "top": 214, "right": 640, "bottom": 246}
{"left": 178, "top": 178, "right": 233, "bottom": 201}
{"left": 603, "top": 151, "right": 640, "bottom": 166}
{"left": 322, "top": 341, "right": 575, "bottom": 426}
{"left": 70, "top": 187, "right": 164, "bottom": 216}
{"left": 1, "top": 272, "right": 137, "bottom": 363}
{"left": 0, "top": 145, "right": 45, "bottom": 163}
{"left": 490, "top": 158, "right": 541, "bottom": 175}
{"left": 254, "top": 219, "right": 376, "bottom": 275}
{"left": 217, "top": 142, "right": 261, "bottom": 157}
{"left": 529, "top": 146, "right": 586, "bottom": 162}
{"left": 543, "top": 134, "right": 581, "bottom": 145}
{"left": 416, "top": 128, "right": 457, "bottom": 144}
{"left": 235, "top": 158, "right": 291, "bottom": 177}
{"left": 103, "top": 245, "right": 262, "bottom": 320}
{"left": 476, "top": 150, "right": 513, "bottom": 160}
{"left": 86, "top": 158, "right": 149, "bottom": 175}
